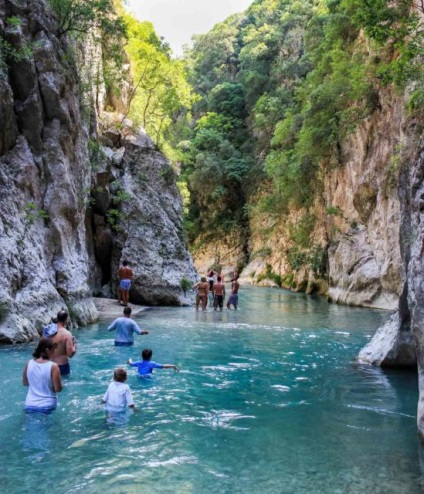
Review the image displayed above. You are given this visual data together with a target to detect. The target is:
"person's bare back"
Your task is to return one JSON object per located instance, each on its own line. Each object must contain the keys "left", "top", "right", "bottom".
{"left": 51, "top": 327, "right": 76, "bottom": 366}
{"left": 118, "top": 266, "right": 133, "bottom": 280}
{"left": 231, "top": 281, "right": 240, "bottom": 294}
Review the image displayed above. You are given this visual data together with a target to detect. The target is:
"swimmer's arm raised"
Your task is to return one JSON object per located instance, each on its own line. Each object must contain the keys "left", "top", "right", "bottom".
{"left": 22, "top": 363, "right": 29, "bottom": 386}
{"left": 51, "top": 364, "right": 62, "bottom": 393}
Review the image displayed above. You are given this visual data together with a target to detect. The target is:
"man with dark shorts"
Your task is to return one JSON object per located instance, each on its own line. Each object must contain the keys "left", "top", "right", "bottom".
{"left": 227, "top": 276, "right": 240, "bottom": 310}
{"left": 108, "top": 307, "right": 148, "bottom": 346}
{"left": 118, "top": 260, "right": 133, "bottom": 306}
{"left": 213, "top": 276, "right": 226, "bottom": 311}
{"left": 43, "top": 310, "right": 77, "bottom": 376}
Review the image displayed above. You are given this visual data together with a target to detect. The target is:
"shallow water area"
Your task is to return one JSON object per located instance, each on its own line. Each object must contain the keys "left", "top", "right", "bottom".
{"left": 0, "top": 287, "right": 422, "bottom": 493}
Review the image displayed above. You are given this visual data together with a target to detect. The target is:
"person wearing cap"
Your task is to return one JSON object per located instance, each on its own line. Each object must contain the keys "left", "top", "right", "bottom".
{"left": 108, "top": 306, "right": 149, "bottom": 346}
{"left": 42, "top": 310, "right": 77, "bottom": 376}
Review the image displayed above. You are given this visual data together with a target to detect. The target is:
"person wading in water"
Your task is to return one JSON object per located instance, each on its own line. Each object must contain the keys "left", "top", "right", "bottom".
{"left": 108, "top": 306, "right": 149, "bottom": 346}
{"left": 23, "top": 338, "right": 62, "bottom": 413}
{"left": 213, "top": 275, "right": 226, "bottom": 311}
{"left": 194, "top": 277, "right": 209, "bottom": 311}
{"left": 118, "top": 260, "right": 133, "bottom": 307}
{"left": 227, "top": 276, "right": 240, "bottom": 310}
{"left": 43, "top": 310, "right": 77, "bottom": 376}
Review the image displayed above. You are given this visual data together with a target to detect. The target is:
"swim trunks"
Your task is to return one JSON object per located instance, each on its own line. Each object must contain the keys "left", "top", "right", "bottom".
{"left": 115, "top": 341, "right": 134, "bottom": 347}
{"left": 214, "top": 295, "right": 224, "bottom": 309}
{"left": 227, "top": 294, "right": 238, "bottom": 306}
{"left": 58, "top": 363, "right": 70, "bottom": 376}
{"left": 25, "top": 406, "right": 56, "bottom": 414}
{"left": 120, "top": 279, "right": 131, "bottom": 291}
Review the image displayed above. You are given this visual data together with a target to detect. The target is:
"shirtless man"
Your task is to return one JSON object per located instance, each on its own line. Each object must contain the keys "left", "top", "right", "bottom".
{"left": 226, "top": 276, "right": 240, "bottom": 310}
{"left": 43, "top": 310, "right": 77, "bottom": 376}
{"left": 213, "top": 276, "right": 226, "bottom": 311}
{"left": 118, "top": 260, "right": 133, "bottom": 307}
{"left": 194, "top": 277, "right": 209, "bottom": 311}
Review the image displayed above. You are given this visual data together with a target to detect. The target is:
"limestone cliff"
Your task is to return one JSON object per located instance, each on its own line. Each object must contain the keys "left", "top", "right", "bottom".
{"left": 0, "top": 0, "right": 196, "bottom": 343}
{"left": 199, "top": 88, "right": 404, "bottom": 312}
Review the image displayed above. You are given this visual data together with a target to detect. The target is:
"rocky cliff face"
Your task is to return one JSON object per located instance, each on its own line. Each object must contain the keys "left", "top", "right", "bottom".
{"left": 211, "top": 88, "right": 403, "bottom": 312}
{"left": 92, "top": 119, "right": 198, "bottom": 305}
{"left": 358, "top": 139, "right": 424, "bottom": 436}
{"left": 0, "top": 0, "right": 196, "bottom": 343}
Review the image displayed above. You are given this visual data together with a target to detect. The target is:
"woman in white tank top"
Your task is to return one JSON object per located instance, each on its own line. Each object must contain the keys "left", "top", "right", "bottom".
{"left": 23, "top": 338, "right": 62, "bottom": 413}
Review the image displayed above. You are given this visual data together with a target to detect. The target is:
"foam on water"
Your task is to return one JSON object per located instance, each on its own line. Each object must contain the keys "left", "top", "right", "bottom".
{"left": 0, "top": 287, "right": 422, "bottom": 493}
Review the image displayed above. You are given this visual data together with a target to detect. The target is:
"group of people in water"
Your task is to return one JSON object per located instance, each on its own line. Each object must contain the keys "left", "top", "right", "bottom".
{"left": 23, "top": 306, "right": 178, "bottom": 413}
{"left": 22, "top": 263, "right": 240, "bottom": 414}
{"left": 194, "top": 271, "right": 240, "bottom": 312}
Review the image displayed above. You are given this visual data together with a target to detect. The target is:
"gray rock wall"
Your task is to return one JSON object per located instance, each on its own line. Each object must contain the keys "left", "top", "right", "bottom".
{"left": 90, "top": 123, "right": 198, "bottom": 305}
{"left": 0, "top": 0, "right": 197, "bottom": 342}
{"left": 0, "top": 0, "right": 98, "bottom": 342}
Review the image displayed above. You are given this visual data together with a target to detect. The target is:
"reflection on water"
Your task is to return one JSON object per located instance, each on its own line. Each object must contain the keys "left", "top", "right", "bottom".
{"left": 0, "top": 287, "right": 422, "bottom": 493}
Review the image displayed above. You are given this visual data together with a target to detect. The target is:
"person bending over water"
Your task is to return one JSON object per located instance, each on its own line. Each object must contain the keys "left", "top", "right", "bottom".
{"left": 23, "top": 338, "right": 62, "bottom": 413}
{"left": 128, "top": 349, "right": 179, "bottom": 376}
{"left": 118, "top": 260, "right": 134, "bottom": 307}
{"left": 102, "top": 368, "right": 135, "bottom": 411}
{"left": 108, "top": 306, "right": 148, "bottom": 346}
{"left": 43, "top": 310, "right": 77, "bottom": 376}
{"left": 194, "top": 277, "right": 209, "bottom": 311}
{"left": 227, "top": 276, "right": 240, "bottom": 310}
{"left": 213, "top": 276, "right": 226, "bottom": 311}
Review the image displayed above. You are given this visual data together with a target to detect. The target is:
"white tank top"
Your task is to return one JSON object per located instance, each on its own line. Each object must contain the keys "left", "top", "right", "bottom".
{"left": 25, "top": 359, "right": 57, "bottom": 410}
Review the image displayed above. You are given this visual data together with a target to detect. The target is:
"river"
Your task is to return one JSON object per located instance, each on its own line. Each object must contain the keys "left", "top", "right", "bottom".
{"left": 0, "top": 287, "right": 422, "bottom": 493}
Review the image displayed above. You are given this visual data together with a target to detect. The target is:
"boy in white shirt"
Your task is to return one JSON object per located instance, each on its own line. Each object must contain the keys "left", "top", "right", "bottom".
{"left": 102, "top": 368, "right": 135, "bottom": 411}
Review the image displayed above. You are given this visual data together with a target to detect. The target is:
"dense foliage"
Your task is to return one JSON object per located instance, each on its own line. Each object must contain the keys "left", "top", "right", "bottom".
{"left": 121, "top": 12, "right": 195, "bottom": 155}
{"left": 179, "top": 0, "right": 424, "bottom": 264}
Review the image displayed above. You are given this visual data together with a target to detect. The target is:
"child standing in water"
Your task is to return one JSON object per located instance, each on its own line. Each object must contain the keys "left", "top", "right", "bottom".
{"left": 128, "top": 349, "right": 179, "bottom": 376}
{"left": 102, "top": 368, "right": 135, "bottom": 410}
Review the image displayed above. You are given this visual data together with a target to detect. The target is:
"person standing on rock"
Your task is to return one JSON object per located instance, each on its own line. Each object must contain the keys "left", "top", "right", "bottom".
{"left": 43, "top": 310, "right": 77, "bottom": 376}
{"left": 227, "top": 276, "right": 240, "bottom": 310}
{"left": 118, "top": 260, "right": 134, "bottom": 307}
{"left": 108, "top": 306, "right": 148, "bottom": 346}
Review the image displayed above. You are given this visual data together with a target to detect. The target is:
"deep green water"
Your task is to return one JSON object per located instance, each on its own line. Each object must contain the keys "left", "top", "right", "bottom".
{"left": 0, "top": 287, "right": 422, "bottom": 493}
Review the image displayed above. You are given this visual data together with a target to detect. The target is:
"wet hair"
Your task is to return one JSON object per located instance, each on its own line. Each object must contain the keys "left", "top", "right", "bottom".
{"left": 123, "top": 306, "right": 132, "bottom": 316}
{"left": 57, "top": 310, "right": 68, "bottom": 324}
{"left": 142, "top": 349, "right": 153, "bottom": 361}
{"left": 123, "top": 260, "right": 129, "bottom": 266}
{"left": 217, "top": 276, "right": 222, "bottom": 282}
{"left": 33, "top": 338, "right": 55, "bottom": 359}
{"left": 208, "top": 271, "right": 214, "bottom": 277}
{"left": 200, "top": 277, "right": 206, "bottom": 282}
{"left": 114, "top": 368, "right": 127, "bottom": 382}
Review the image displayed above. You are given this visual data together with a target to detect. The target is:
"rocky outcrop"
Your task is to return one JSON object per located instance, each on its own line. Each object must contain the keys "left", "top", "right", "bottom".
{"left": 203, "top": 88, "right": 403, "bottom": 310}
{"left": 0, "top": 0, "right": 98, "bottom": 342}
{"left": 91, "top": 121, "right": 198, "bottom": 305}
{"left": 407, "top": 148, "right": 424, "bottom": 437}
{"left": 325, "top": 90, "right": 404, "bottom": 310}
{"left": 359, "top": 142, "right": 424, "bottom": 435}
{"left": 0, "top": 0, "right": 196, "bottom": 342}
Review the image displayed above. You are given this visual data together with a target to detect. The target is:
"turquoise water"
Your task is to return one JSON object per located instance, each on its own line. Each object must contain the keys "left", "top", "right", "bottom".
{"left": 0, "top": 287, "right": 422, "bottom": 493}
